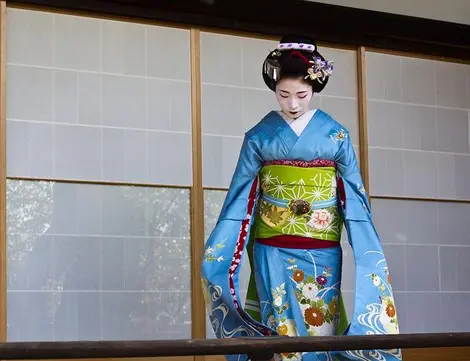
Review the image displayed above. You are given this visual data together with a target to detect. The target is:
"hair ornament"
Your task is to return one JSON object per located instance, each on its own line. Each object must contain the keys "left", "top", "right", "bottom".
{"left": 305, "top": 57, "right": 334, "bottom": 83}
{"left": 277, "top": 42, "right": 316, "bottom": 52}
{"left": 263, "top": 57, "right": 281, "bottom": 81}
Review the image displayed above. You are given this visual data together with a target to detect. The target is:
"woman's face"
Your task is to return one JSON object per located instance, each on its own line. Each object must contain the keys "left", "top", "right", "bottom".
{"left": 275, "top": 77, "right": 313, "bottom": 120}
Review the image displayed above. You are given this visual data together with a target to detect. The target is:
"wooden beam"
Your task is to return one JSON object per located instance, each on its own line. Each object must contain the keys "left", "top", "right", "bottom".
{"left": 403, "top": 347, "right": 470, "bottom": 361}
{"left": 207, "top": 347, "right": 470, "bottom": 361}
{"left": 0, "top": 333, "right": 469, "bottom": 359}
{"left": 5, "top": 176, "right": 190, "bottom": 190}
{"left": 7, "top": 0, "right": 470, "bottom": 60}
{"left": 0, "top": 0, "right": 7, "bottom": 343}
{"left": 371, "top": 195, "right": 470, "bottom": 204}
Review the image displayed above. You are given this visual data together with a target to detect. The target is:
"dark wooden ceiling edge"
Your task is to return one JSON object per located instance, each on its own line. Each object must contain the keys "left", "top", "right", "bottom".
{"left": 7, "top": 0, "right": 470, "bottom": 61}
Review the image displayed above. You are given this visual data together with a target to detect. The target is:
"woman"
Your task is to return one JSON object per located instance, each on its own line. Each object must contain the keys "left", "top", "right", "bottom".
{"left": 201, "top": 35, "right": 401, "bottom": 361}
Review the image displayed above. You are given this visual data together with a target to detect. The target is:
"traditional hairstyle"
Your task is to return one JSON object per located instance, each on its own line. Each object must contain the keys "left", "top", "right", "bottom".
{"left": 262, "top": 35, "right": 334, "bottom": 93}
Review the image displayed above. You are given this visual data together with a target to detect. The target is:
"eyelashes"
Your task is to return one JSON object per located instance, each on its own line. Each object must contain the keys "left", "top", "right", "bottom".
{"left": 279, "top": 94, "right": 308, "bottom": 99}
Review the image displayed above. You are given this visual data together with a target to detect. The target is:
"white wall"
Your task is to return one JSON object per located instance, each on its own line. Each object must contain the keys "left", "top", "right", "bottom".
{"left": 307, "top": 0, "right": 470, "bottom": 25}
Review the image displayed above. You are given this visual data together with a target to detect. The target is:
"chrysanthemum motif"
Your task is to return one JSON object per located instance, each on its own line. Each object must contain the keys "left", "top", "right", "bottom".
{"left": 293, "top": 269, "right": 304, "bottom": 282}
{"left": 304, "top": 306, "right": 324, "bottom": 327}
{"left": 302, "top": 283, "right": 318, "bottom": 300}
{"left": 386, "top": 302, "right": 396, "bottom": 318}
{"left": 316, "top": 275, "right": 327, "bottom": 286}
{"left": 379, "top": 296, "right": 399, "bottom": 334}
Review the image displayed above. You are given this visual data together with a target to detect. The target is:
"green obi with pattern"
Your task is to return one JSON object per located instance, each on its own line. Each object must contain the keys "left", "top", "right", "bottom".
{"left": 254, "top": 164, "right": 342, "bottom": 241}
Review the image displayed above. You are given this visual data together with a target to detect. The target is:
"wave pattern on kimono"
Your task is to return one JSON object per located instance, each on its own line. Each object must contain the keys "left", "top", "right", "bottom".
{"left": 201, "top": 110, "right": 401, "bottom": 361}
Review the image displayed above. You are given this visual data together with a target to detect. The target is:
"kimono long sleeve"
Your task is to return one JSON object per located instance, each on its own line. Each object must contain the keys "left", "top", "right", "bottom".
{"left": 335, "top": 132, "right": 402, "bottom": 361}
{"left": 201, "top": 135, "right": 274, "bottom": 353}
{"left": 217, "top": 136, "right": 263, "bottom": 222}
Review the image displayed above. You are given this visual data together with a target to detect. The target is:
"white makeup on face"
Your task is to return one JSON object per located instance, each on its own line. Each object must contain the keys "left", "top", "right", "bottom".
{"left": 275, "top": 77, "right": 313, "bottom": 120}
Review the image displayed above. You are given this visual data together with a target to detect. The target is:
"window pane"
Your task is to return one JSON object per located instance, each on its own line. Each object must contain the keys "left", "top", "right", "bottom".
{"left": 371, "top": 198, "right": 470, "bottom": 333}
{"left": 366, "top": 51, "right": 470, "bottom": 199}
{"left": 6, "top": 8, "right": 192, "bottom": 186}
{"left": 366, "top": 51, "right": 470, "bottom": 333}
{"left": 7, "top": 179, "right": 191, "bottom": 341}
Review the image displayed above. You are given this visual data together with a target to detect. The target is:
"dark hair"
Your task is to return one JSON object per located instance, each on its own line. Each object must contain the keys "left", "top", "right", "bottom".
{"left": 262, "top": 35, "right": 331, "bottom": 93}
{"left": 278, "top": 52, "right": 313, "bottom": 80}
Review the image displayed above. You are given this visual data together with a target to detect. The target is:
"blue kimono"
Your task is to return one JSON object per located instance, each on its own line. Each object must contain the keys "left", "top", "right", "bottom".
{"left": 201, "top": 109, "right": 401, "bottom": 361}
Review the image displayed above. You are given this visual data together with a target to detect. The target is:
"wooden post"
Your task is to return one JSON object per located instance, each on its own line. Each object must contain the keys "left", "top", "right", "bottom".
{"left": 190, "top": 27, "right": 206, "bottom": 355}
{"left": 0, "top": 0, "right": 7, "bottom": 343}
{"left": 356, "top": 46, "right": 370, "bottom": 203}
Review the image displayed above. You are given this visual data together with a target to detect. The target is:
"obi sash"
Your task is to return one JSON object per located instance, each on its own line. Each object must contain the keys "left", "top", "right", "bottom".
{"left": 254, "top": 162, "right": 343, "bottom": 245}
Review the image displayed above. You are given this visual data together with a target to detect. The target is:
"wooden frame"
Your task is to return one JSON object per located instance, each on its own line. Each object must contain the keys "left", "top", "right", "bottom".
{"left": 371, "top": 195, "right": 470, "bottom": 204}
{"left": 189, "top": 28, "right": 206, "bottom": 349}
{"left": 1, "top": 4, "right": 470, "bottom": 361}
{"left": 0, "top": 0, "right": 6, "bottom": 344}
{"left": 356, "top": 46, "right": 370, "bottom": 197}
{"left": 6, "top": 176, "right": 191, "bottom": 189}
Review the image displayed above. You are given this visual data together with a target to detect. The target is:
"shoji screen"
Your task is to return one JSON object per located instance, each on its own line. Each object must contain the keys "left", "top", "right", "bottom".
{"left": 366, "top": 51, "right": 470, "bottom": 333}
{"left": 6, "top": 8, "right": 192, "bottom": 341}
